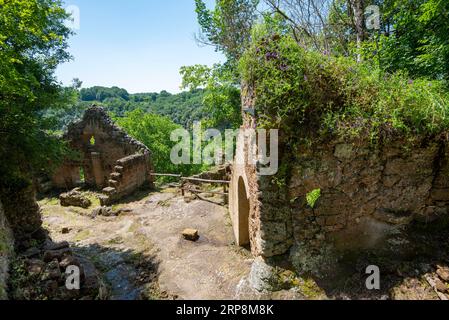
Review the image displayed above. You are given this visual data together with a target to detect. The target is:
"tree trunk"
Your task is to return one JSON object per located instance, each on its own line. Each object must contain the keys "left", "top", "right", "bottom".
{"left": 350, "top": 0, "right": 365, "bottom": 62}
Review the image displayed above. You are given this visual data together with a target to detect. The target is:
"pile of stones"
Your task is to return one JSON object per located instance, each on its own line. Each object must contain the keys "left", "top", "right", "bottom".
{"left": 60, "top": 189, "right": 92, "bottom": 209}
{"left": 11, "top": 240, "right": 105, "bottom": 300}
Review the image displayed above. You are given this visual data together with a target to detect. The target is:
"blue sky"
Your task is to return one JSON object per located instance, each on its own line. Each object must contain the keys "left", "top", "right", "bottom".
{"left": 57, "top": 0, "right": 223, "bottom": 93}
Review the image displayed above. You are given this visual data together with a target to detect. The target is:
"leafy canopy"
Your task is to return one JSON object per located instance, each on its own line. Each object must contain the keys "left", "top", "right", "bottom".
{"left": 0, "top": 0, "right": 73, "bottom": 189}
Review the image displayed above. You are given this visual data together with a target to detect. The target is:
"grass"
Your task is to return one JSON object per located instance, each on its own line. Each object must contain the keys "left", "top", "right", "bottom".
{"left": 74, "top": 230, "right": 91, "bottom": 242}
{"left": 107, "top": 236, "right": 124, "bottom": 245}
{"left": 41, "top": 197, "right": 60, "bottom": 206}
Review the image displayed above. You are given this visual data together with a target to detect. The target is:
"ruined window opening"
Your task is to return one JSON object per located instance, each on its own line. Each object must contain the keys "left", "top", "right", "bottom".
{"left": 90, "top": 136, "right": 96, "bottom": 146}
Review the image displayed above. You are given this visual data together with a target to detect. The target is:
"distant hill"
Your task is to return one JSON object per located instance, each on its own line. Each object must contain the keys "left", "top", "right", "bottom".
{"left": 52, "top": 87, "right": 208, "bottom": 130}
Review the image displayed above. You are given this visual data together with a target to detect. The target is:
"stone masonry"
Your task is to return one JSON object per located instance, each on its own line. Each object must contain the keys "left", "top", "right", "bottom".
{"left": 230, "top": 83, "right": 449, "bottom": 264}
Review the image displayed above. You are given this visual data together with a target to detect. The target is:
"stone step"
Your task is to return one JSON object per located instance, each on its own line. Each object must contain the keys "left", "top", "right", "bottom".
{"left": 102, "top": 187, "right": 117, "bottom": 196}
{"left": 109, "top": 180, "right": 120, "bottom": 188}
{"left": 114, "top": 166, "right": 124, "bottom": 173}
{"left": 110, "top": 172, "right": 122, "bottom": 180}
{"left": 99, "top": 194, "right": 112, "bottom": 207}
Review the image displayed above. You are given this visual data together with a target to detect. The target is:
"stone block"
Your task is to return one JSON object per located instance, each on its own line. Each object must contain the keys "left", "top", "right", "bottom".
{"left": 182, "top": 229, "right": 199, "bottom": 241}
{"left": 431, "top": 189, "right": 449, "bottom": 201}
{"left": 102, "top": 187, "right": 116, "bottom": 196}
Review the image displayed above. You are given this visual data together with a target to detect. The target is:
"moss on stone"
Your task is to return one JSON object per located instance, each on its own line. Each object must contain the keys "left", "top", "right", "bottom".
{"left": 297, "top": 277, "right": 326, "bottom": 299}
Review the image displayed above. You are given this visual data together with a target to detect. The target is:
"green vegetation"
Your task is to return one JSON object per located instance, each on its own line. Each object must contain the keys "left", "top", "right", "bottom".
{"left": 177, "top": 0, "right": 262, "bottom": 131}
{"left": 374, "top": 0, "right": 449, "bottom": 81}
{"left": 115, "top": 110, "right": 208, "bottom": 177}
{"left": 0, "top": 0, "right": 73, "bottom": 192}
{"left": 0, "top": 229, "right": 11, "bottom": 255}
{"left": 180, "top": 64, "right": 242, "bottom": 129}
{"left": 194, "top": 0, "right": 259, "bottom": 63}
{"left": 47, "top": 88, "right": 209, "bottom": 130}
{"left": 1, "top": 0, "right": 448, "bottom": 202}
{"left": 240, "top": 31, "right": 449, "bottom": 144}
{"left": 306, "top": 189, "right": 322, "bottom": 209}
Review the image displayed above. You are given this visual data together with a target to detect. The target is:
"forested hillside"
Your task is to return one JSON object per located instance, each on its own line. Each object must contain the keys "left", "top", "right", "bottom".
{"left": 47, "top": 86, "right": 209, "bottom": 130}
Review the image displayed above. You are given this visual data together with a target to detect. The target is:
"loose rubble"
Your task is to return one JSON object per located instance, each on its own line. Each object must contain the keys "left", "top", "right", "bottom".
{"left": 60, "top": 189, "right": 92, "bottom": 209}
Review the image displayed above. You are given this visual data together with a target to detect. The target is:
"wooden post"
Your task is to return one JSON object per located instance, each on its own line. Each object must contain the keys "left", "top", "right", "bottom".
{"left": 223, "top": 184, "right": 228, "bottom": 205}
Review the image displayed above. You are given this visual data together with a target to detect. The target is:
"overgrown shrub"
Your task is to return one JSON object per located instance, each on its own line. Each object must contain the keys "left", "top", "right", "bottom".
{"left": 239, "top": 28, "right": 449, "bottom": 145}
{"left": 115, "top": 110, "right": 209, "bottom": 180}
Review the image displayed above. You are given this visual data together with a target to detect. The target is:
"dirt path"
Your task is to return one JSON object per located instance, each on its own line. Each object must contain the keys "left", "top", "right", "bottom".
{"left": 39, "top": 188, "right": 449, "bottom": 300}
{"left": 40, "top": 189, "right": 257, "bottom": 300}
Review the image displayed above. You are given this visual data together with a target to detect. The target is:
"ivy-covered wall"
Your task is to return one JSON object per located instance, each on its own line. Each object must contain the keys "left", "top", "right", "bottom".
{"left": 236, "top": 31, "right": 449, "bottom": 271}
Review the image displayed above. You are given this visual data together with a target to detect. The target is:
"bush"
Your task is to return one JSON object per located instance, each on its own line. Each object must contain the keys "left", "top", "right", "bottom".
{"left": 115, "top": 110, "right": 208, "bottom": 180}
{"left": 239, "top": 29, "right": 449, "bottom": 145}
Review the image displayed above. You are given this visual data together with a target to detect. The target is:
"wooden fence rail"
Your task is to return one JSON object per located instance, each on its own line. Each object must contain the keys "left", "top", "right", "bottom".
{"left": 150, "top": 172, "right": 230, "bottom": 205}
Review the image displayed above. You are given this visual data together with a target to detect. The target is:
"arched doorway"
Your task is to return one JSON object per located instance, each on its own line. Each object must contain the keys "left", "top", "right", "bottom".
{"left": 237, "top": 177, "right": 250, "bottom": 247}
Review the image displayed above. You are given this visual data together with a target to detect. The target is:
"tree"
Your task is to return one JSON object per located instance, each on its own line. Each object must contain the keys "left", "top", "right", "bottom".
{"left": 378, "top": 0, "right": 449, "bottom": 81}
{"left": 264, "top": 0, "right": 334, "bottom": 50}
{"left": 0, "top": 0, "right": 73, "bottom": 190}
{"left": 183, "top": 0, "right": 259, "bottom": 132}
{"left": 349, "top": 0, "right": 365, "bottom": 61}
{"left": 180, "top": 64, "right": 242, "bottom": 130}
{"left": 195, "top": 0, "right": 260, "bottom": 63}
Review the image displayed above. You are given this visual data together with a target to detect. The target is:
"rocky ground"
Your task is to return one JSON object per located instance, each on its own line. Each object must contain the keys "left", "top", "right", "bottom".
{"left": 35, "top": 187, "right": 302, "bottom": 300}
{"left": 9, "top": 186, "right": 449, "bottom": 300}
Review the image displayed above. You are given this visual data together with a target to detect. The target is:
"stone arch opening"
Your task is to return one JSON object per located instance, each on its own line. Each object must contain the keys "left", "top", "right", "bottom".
{"left": 237, "top": 176, "right": 250, "bottom": 247}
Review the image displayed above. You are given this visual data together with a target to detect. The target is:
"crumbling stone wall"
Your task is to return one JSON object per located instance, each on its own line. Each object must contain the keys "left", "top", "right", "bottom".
{"left": 289, "top": 140, "right": 446, "bottom": 253}
{"left": 101, "top": 153, "right": 152, "bottom": 205}
{"left": 52, "top": 106, "right": 154, "bottom": 204}
{"left": 0, "top": 200, "right": 14, "bottom": 300}
{"left": 231, "top": 85, "right": 449, "bottom": 266}
{"left": 230, "top": 84, "right": 293, "bottom": 257}
{"left": 1, "top": 186, "right": 44, "bottom": 248}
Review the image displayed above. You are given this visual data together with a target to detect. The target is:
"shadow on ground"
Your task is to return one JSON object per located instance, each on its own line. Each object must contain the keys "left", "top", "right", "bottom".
{"left": 71, "top": 243, "right": 169, "bottom": 300}
{"left": 311, "top": 219, "right": 449, "bottom": 300}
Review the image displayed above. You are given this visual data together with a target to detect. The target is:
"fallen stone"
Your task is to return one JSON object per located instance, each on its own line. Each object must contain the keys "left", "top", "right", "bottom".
{"left": 92, "top": 206, "right": 113, "bottom": 217}
{"left": 21, "top": 247, "right": 41, "bottom": 258}
{"left": 43, "top": 248, "right": 72, "bottom": 263}
{"left": 182, "top": 229, "right": 199, "bottom": 241}
{"left": 78, "top": 257, "right": 101, "bottom": 296}
{"left": 437, "top": 266, "right": 449, "bottom": 282}
{"left": 60, "top": 190, "right": 92, "bottom": 209}
{"left": 435, "top": 279, "right": 448, "bottom": 293}
{"left": 116, "top": 208, "right": 133, "bottom": 215}
{"left": 26, "top": 259, "right": 46, "bottom": 276}
{"left": 59, "top": 256, "right": 80, "bottom": 270}
{"left": 44, "top": 241, "right": 70, "bottom": 251}
{"left": 41, "top": 260, "right": 62, "bottom": 281}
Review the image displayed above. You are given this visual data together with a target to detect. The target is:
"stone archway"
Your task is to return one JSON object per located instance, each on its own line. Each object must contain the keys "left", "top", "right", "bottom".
{"left": 237, "top": 176, "right": 250, "bottom": 247}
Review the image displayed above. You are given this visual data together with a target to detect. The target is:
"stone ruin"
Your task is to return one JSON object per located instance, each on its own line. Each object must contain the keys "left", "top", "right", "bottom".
{"left": 52, "top": 105, "right": 154, "bottom": 205}
{"left": 229, "top": 84, "right": 449, "bottom": 274}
